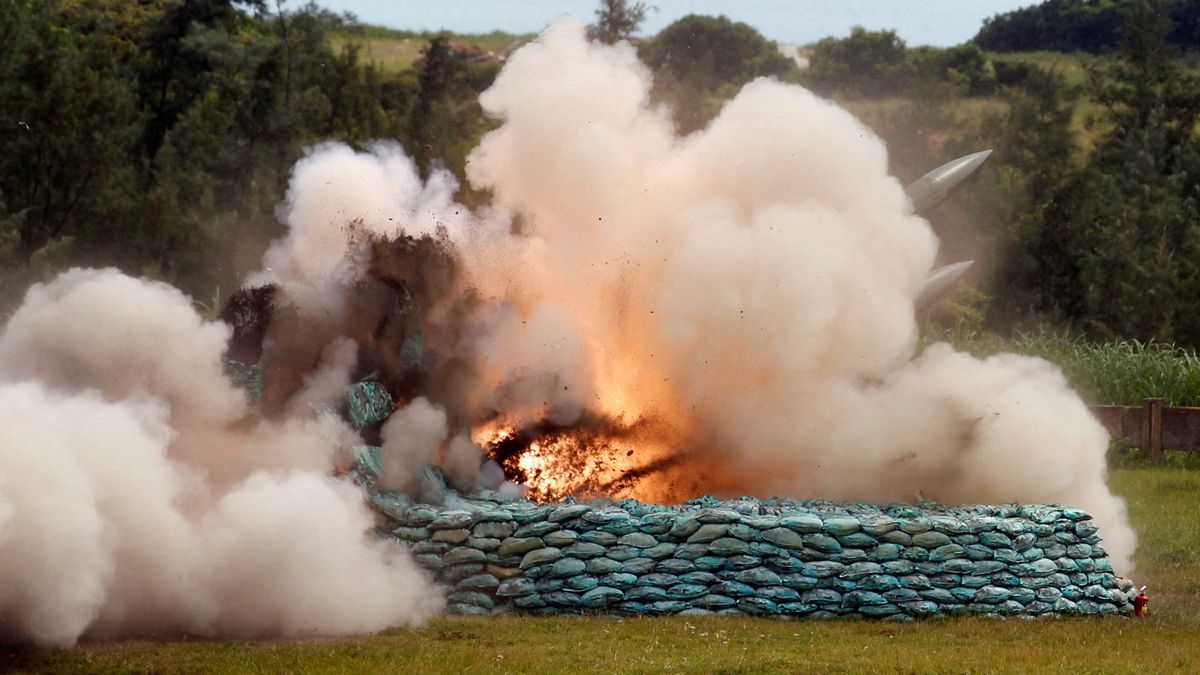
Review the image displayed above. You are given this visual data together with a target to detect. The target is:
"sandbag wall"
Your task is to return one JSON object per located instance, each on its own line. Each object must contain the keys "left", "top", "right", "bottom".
{"left": 369, "top": 474, "right": 1136, "bottom": 620}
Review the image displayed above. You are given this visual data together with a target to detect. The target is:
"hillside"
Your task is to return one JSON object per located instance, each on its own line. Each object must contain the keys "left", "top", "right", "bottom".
{"left": 330, "top": 27, "right": 532, "bottom": 73}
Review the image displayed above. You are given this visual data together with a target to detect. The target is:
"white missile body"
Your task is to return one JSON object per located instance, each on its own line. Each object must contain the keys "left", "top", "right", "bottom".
{"left": 917, "top": 260, "right": 975, "bottom": 309}
{"left": 905, "top": 150, "right": 993, "bottom": 215}
{"left": 903, "top": 149, "right": 992, "bottom": 307}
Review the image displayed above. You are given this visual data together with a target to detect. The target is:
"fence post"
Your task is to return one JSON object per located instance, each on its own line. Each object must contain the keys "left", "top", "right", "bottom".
{"left": 1143, "top": 398, "right": 1164, "bottom": 461}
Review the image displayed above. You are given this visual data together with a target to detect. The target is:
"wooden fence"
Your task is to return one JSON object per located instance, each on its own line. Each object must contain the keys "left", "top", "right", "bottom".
{"left": 1090, "top": 398, "right": 1200, "bottom": 460}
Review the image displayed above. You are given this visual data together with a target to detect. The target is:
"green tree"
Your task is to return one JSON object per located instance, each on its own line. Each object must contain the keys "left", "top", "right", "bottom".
{"left": 0, "top": 0, "right": 142, "bottom": 270}
{"left": 638, "top": 15, "right": 794, "bottom": 134}
{"left": 1021, "top": 0, "right": 1200, "bottom": 342}
{"left": 407, "top": 35, "right": 499, "bottom": 192}
{"left": 591, "top": 0, "right": 650, "bottom": 44}
{"left": 805, "top": 27, "right": 911, "bottom": 98}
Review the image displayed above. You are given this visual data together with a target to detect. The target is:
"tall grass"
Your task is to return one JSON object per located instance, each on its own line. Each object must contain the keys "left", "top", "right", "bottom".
{"left": 929, "top": 329, "right": 1200, "bottom": 407}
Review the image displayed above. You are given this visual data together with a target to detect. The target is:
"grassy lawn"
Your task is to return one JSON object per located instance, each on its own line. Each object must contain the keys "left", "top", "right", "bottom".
{"left": 2, "top": 467, "right": 1196, "bottom": 674}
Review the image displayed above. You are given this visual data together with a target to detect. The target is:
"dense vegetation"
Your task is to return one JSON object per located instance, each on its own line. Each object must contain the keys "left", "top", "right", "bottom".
{"left": 0, "top": 0, "right": 501, "bottom": 310}
{"left": 974, "top": 0, "right": 1200, "bottom": 53}
{"left": 5, "top": 0, "right": 1200, "bottom": 383}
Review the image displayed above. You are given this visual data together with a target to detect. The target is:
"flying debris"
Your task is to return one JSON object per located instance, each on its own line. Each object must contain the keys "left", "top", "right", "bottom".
{"left": 905, "top": 149, "right": 992, "bottom": 215}
{"left": 917, "top": 260, "right": 974, "bottom": 309}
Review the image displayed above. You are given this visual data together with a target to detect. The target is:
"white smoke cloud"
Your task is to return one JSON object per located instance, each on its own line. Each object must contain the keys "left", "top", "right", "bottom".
{"left": 0, "top": 270, "right": 441, "bottom": 647}
{"left": 228, "top": 18, "right": 1133, "bottom": 570}
{"left": 250, "top": 141, "right": 490, "bottom": 318}
{"left": 458, "top": 19, "right": 1135, "bottom": 570}
{"left": 287, "top": 336, "right": 359, "bottom": 416}
{"left": 379, "top": 397, "right": 448, "bottom": 492}
{"left": 0, "top": 15, "right": 1137, "bottom": 649}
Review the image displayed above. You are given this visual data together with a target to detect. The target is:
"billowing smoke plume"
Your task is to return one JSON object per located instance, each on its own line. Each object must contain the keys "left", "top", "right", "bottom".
{"left": 247, "top": 19, "right": 1134, "bottom": 571}
{"left": 0, "top": 270, "right": 442, "bottom": 647}
{"left": 0, "top": 16, "right": 1136, "bottom": 647}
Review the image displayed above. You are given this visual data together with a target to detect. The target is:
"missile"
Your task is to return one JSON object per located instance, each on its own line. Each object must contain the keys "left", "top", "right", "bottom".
{"left": 916, "top": 260, "right": 974, "bottom": 309}
{"left": 905, "top": 149, "right": 992, "bottom": 215}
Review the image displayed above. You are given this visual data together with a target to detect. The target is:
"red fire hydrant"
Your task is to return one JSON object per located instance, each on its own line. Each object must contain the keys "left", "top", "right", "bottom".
{"left": 1134, "top": 586, "right": 1149, "bottom": 618}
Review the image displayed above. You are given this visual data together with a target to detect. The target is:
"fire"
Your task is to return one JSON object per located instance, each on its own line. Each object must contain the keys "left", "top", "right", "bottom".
{"left": 472, "top": 414, "right": 683, "bottom": 503}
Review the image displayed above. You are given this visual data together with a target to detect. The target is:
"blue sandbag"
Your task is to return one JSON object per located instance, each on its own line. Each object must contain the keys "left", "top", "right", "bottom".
{"left": 344, "top": 380, "right": 395, "bottom": 430}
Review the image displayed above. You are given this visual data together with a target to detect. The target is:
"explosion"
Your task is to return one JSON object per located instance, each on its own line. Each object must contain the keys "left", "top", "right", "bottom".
{"left": 0, "top": 17, "right": 1135, "bottom": 646}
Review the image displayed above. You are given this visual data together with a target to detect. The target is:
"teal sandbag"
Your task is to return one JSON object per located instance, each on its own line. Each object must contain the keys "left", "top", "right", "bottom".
{"left": 579, "top": 586, "right": 624, "bottom": 608}
{"left": 344, "top": 380, "right": 394, "bottom": 430}
{"left": 843, "top": 590, "right": 887, "bottom": 606}
{"left": 350, "top": 445, "right": 383, "bottom": 486}
{"left": 625, "top": 586, "right": 668, "bottom": 602}
{"left": 883, "top": 588, "right": 919, "bottom": 603}
{"left": 448, "top": 591, "right": 494, "bottom": 609}
{"left": 564, "top": 542, "right": 606, "bottom": 559}
{"left": 544, "top": 530, "right": 577, "bottom": 548}
{"left": 637, "top": 573, "right": 680, "bottom": 588}
{"left": 666, "top": 584, "right": 708, "bottom": 600}
{"left": 803, "top": 534, "right": 842, "bottom": 555}
{"left": 903, "top": 600, "right": 939, "bottom": 616}
{"left": 620, "top": 558, "right": 656, "bottom": 575}
{"left": 823, "top": 517, "right": 861, "bottom": 536}
{"left": 694, "top": 594, "right": 737, "bottom": 610}
{"left": 868, "top": 544, "right": 903, "bottom": 561}
{"left": 519, "top": 547, "right": 562, "bottom": 569}
{"left": 586, "top": 557, "right": 623, "bottom": 574}
{"left": 369, "top": 490, "right": 413, "bottom": 521}
{"left": 882, "top": 560, "right": 915, "bottom": 575}
{"left": 858, "top": 603, "right": 900, "bottom": 617}
{"left": 974, "top": 586, "right": 1011, "bottom": 604}
{"left": 840, "top": 562, "right": 883, "bottom": 580}
{"left": 760, "top": 586, "right": 801, "bottom": 602}
{"left": 737, "top": 597, "right": 780, "bottom": 615}
{"left": 649, "top": 600, "right": 690, "bottom": 615}
{"left": 764, "top": 556, "right": 804, "bottom": 573}
{"left": 728, "top": 555, "right": 763, "bottom": 570}
{"left": 713, "top": 580, "right": 757, "bottom": 597}
{"left": 801, "top": 589, "right": 842, "bottom": 606}
{"left": 680, "top": 571, "right": 718, "bottom": 585}
{"left": 657, "top": 559, "right": 696, "bottom": 575}
{"left": 548, "top": 558, "right": 587, "bottom": 578}
{"left": 838, "top": 532, "right": 877, "bottom": 548}
{"left": 600, "top": 573, "right": 638, "bottom": 589}
{"left": 497, "top": 578, "right": 536, "bottom": 597}
{"left": 564, "top": 575, "right": 600, "bottom": 592}
{"left": 546, "top": 591, "right": 581, "bottom": 608}
{"left": 781, "top": 574, "right": 819, "bottom": 590}
{"left": 734, "top": 568, "right": 781, "bottom": 586}
{"left": 514, "top": 593, "right": 547, "bottom": 609}
{"left": 456, "top": 574, "right": 500, "bottom": 592}
{"left": 708, "top": 538, "right": 750, "bottom": 556}
{"left": 912, "top": 531, "right": 952, "bottom": 548}
{"left": 859, "top": 575, "right": 901, "bottom": 592}
{"left": 224, "top": 359, "right": 264, "bottom": 405}
{"left": 618, "top": 532, "right": 658, "bottom": 548}
{"left": 675, "top": 544, "right": 711, "bottom": 560}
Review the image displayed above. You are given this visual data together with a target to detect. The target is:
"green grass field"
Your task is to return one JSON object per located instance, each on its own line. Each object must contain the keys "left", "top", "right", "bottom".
{"left": 329, "top": 28, "right": 531, "bottom": 73}
{"left": 3, "top": 467, "right": 1196, "bottom": 674}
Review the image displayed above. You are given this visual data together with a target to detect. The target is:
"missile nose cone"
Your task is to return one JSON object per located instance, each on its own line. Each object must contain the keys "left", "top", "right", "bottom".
{"left": 917, "top": 260, "right": 974, "bottom": 309}
{"left": 905, "top": 150, "right": 993, "bottom": 215}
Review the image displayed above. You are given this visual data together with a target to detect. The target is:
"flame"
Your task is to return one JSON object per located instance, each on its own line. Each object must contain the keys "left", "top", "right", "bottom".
{"left": 474, "top": 411, "right": 705, "bottom": 503}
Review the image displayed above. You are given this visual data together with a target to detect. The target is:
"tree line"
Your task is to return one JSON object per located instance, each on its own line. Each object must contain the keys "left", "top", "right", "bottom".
{"left": 0, "top": 0, "right": 499, "bottom": 311}
{"left": 4, "top": 0, "right": 1200, "bottom": 350}
{"left": 973, "top": 0, "right": 1200, "bottom": 54}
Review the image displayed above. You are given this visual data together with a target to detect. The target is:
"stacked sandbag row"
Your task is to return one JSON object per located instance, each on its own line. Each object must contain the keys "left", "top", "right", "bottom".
{"left": 361, "top": 459, "right": 1135, "bottom": 620}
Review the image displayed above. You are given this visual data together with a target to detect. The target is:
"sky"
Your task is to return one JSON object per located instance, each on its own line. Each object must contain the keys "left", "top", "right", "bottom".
{"left": 313, "top": 0, "right": 1037, "bottom": 47}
